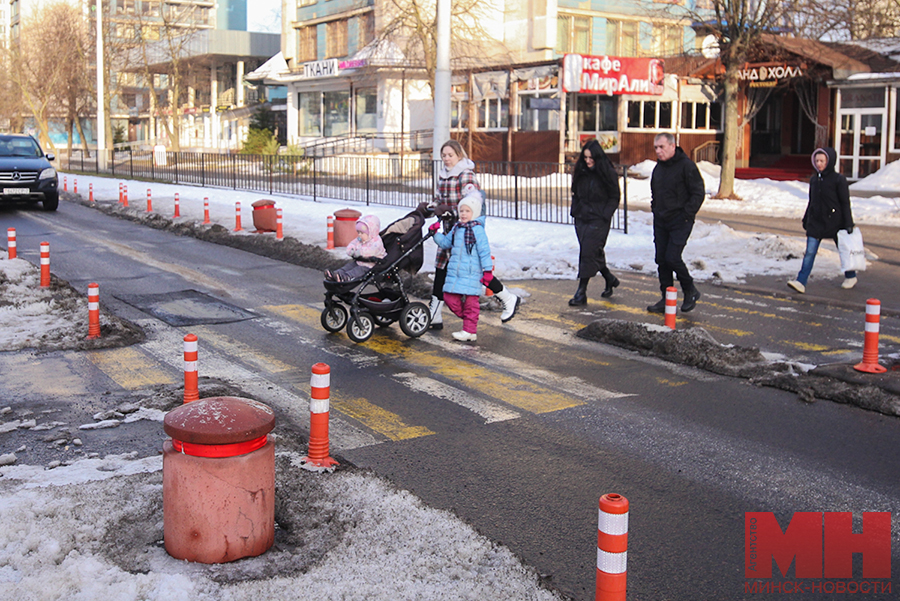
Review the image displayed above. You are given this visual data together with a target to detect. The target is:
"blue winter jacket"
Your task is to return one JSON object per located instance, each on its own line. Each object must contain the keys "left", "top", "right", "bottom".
{"left": 433, "top": 219, "right": 492, "bottom": 296}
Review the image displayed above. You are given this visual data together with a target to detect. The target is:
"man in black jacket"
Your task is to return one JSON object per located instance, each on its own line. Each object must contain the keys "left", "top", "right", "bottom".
{"left": 647, "top": 133, "right": 706, "bottom": 313}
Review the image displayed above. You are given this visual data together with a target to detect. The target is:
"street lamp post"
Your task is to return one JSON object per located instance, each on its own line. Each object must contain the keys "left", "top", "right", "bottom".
{"left": 432, "top": 0, "right": 450, "bottom": 160}
{"left": 96, "top": 0, "right": 107, "bottom": 170}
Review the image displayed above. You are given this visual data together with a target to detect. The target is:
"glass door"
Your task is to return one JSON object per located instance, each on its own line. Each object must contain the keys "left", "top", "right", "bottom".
{"left": 836, "top": 87, "right": 887, "bottom": 180}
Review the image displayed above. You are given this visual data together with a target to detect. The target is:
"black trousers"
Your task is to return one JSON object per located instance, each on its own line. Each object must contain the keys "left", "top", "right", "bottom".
{"left": 574, "top": 218, "right": 612, "bottom": 279}
{"left": 653, "top": 216, "right": 694, "bottom": 291}
{"left": 433, "top": 267, "right": 502, "bottom": 300}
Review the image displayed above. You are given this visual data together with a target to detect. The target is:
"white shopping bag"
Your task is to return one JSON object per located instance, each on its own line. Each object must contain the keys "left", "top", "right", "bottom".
{"left": 837, "top": 228, "right": 866, "bottom": 272}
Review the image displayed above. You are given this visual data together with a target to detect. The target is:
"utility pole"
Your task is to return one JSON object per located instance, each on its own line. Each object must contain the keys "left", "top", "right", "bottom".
{"left": 432, "top": 0, "right": 450, "bottom": 159}
{"left": 96, "top": 0, "right": 107, "bottom": 170}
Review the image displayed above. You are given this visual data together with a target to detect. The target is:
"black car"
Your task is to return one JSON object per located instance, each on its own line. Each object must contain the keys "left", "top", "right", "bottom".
{"left": 0, "top": 134, "right": 59, "bottom": 211}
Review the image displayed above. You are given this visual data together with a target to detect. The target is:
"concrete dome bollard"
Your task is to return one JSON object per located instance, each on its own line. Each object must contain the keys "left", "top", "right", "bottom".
{"left": 163, "top": 396, "right": 276, "bottom": 564}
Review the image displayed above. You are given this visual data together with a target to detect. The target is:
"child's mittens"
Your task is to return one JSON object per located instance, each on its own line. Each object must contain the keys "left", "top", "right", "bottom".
{"left": 480, "top": 271, "right": 493, "bottom": 286}
{"left": 428, "top": 221, "right": 441, "bottom": 233}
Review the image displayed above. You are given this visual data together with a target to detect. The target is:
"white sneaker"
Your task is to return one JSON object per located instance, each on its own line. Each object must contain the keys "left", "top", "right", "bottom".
{"left": 841, "top": 277, "right": 858, "bottom": 289}
{"left": 452, "top": 330, "right": 477, "bottom": 342}
{"left": 787, "top": 280, "right": 805, "bottom": 294}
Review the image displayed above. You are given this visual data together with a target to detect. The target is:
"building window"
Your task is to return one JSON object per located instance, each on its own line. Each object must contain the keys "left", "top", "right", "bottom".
{"left": 298, "top": 26, "right": 317, "bottom": 62}
{"left": 323, "top": 91, "right": 350, "bottom": 136}
{"left": 326, "top": 19, "right": 348, "bottom": 58}
{"left": 577, "top": 95, "right": 617, "bottom": 132}
{"left": 556, "top": 15, "right": 591, "bottom": 54}
{"left": 681, "top": 101, "right": 722, "bottom": 130}
{"left": 478, "top": 97, "right": 509, "bottom": 130}
{"left": 358, "top": 12, "right": 374, "bottom": 48}
{"left": 298, "top": 0, "right": 316, "bottom": 6}
{"left": 299, "top": 91, "right": 321, "bottom": 136}
{"left": 659, "top": 24, "right": 683, "bottom": 56}
{"left": 117, "top": 0, "right": 136, "bottom": 15}
{"left": 626, "top": 100, "right": 673, "bottom": 129}
{"left": 355, "top": 88, "right": 377, "bottom": 132}
{"left": 141, "top": 25, "right": 159, "bottom": 40}
{"left": 451, "top": 100, "right": 468, "bottom": 129}
{"left": 141, "top": 1, "right": 160, "bottom": 17}
{"left": 607, "top": 20, "right": 640, "bottom": 57}
{"left": 892, "top": 86, "right": 900, "bottom": 151}
{"left": 519, "top": 90, "right": 560, "bottom": 131}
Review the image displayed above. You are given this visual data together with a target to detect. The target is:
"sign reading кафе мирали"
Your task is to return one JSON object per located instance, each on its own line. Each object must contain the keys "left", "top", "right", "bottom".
{"left": 562, "top": 54, "right": 665, "bottom": 96}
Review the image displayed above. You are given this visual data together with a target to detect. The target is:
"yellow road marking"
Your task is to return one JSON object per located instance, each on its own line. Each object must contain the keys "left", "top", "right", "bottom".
{"left": 192, "top": 326, "right": 295, "bottom": 374}
{"left": 787, "top": 341, "right": 831, "bottom": 351}
{"left": 331, "top": 394, "right": 434, "bottom": 441}
{"left": 86, "top": 347, "right": 177, "bottom": 389}
{"left": 655, "top": 378, "right": 687, "bottom": 387}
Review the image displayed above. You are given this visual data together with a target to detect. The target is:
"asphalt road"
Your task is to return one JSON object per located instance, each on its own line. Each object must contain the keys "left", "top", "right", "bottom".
{"left": 2, "top": 198, "right": 899, "bottom": 600}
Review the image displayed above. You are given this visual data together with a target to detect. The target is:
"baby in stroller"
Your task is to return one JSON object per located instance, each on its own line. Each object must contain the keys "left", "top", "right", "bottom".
{"left": 324, "top": 214, "right": 387, "bottom": 282}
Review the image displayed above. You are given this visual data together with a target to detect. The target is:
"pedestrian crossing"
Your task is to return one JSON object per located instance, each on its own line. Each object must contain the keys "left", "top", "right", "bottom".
{"left": 77, "top": 302, "right": 628, "bottom": 451}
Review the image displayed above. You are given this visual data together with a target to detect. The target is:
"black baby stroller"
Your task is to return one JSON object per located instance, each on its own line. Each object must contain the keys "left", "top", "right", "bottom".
{"left": 320, "top": 204, "right": 437, "bottom": 343}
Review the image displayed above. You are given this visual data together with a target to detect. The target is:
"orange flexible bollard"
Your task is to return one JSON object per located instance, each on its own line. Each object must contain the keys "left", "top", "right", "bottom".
{"left": 854, "top": 299, "right": 887, "bottom": 373}
{"left": 89, "top": 183, "right": 94, "bottom": 203}
{"left": 665, "top": 286, "right": 677, "bottom": 329}
{"left": 276, "top": 207, "right": 283, "bottom": 240}
{"left": 63, "top": 176, "right": 67, "bottom": 192}
{"left": 39, "top": 242, "right": 50, "bottom": 287}
{"left": 183, "top": 334, "right": 199, "bottom": 402}
{"left": 173, "top": 193, "right": 180, "bottom": 217}
{"left": 87, "top": 283, "right": 101, "bottom": 339}
{"left": 7, "top": 228, "right": 16, "bottom": 259}
{"left": 73, "top": 178, "right": 77, "bottom": 194}
{"left": 119, "top": 182, "right": 123, "bottom": 204}
{"left": 300, "top": 363, "right": 339, "bottom": 472}
{"left": 123, "top": 184, "right": 129, "bottom": 207}
{"left": 203, "top": 197, "right": 210, "bottom": 224}
{"left": 234, "top": 202, "right": 243, "bottom": 231}
{"left": 326, "top": 215, "right": 335, "bottom": 249}
{"left": 147, "top": 189, "right": 153, "bottom": 212}
{"left": 596, "top": 493, "right": 629, "bottom": 601}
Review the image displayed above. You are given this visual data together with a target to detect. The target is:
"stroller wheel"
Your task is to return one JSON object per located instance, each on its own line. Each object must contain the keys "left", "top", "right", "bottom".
{"left": 321, "top": 305, "right": 348, "bottom": 333}
{"left": 400, "top": 302, "right": 431, "bottom": 338}
{"left": 372, "top": 313, "right": 395, "bottom": 327}
{"left": 347, "top": 312, "right": 375, "bottom": 343}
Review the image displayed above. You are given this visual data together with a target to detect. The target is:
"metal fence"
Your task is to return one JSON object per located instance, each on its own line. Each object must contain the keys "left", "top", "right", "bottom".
{"left": 60, "top": 149, "right": 629, "bottom": 233}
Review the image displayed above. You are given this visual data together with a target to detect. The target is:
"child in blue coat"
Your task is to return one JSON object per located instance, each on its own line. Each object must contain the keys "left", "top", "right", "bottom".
{"left": 430, "top": 191, "right": 493, "bottom": 342}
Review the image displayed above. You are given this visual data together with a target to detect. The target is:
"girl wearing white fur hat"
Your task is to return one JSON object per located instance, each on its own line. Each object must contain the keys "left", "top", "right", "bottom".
{"left": 429, "top": 190, "right": 493, "bottom": 342}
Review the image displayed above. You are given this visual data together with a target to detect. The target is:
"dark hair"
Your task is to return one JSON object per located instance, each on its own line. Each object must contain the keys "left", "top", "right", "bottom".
{"left": 575, "top": 139, "right": 611, "bottom": 173}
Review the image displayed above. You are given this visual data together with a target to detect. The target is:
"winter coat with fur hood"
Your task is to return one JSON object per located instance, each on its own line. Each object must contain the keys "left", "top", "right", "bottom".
{"left": 803, "top": 147, "right": 854, "bottom": 240}
{"left": 345, "top": 215, "right": 386, "bottom": 267}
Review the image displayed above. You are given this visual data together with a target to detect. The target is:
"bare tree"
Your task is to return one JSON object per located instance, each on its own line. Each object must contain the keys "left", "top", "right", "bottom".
{"left": 791, "top": 0, "right": 900, "bottom": 40}
{"left": 664, "top": 1, "right": 799, "bottom": 199}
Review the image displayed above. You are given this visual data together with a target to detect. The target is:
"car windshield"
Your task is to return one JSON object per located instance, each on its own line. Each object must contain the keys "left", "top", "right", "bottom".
{"left": 0, "top": 138, "right": 43, "bottom": 158}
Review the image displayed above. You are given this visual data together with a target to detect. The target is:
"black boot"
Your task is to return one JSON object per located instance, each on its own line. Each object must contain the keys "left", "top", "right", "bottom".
{"left": 568, "top": 278, "right": 589, "bottom": 306}
{"left": 682, "top": 284, "right": 701, "bottom": 312}
{"left": 647, "top": 297, "right": 666, "bottom": 313}
{"left": 600, "top": 269, "right": 620, "bottom": 298}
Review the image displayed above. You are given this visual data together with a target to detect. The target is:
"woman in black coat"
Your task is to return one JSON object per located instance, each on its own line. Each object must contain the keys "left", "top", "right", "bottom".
{"left": 568, "top": 139, "right": 622, "bottom": 305}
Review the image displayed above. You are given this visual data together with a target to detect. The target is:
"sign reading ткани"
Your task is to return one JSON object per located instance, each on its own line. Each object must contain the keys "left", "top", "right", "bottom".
{"left": 563, "top": 54, "right": 665, "bottom": 96}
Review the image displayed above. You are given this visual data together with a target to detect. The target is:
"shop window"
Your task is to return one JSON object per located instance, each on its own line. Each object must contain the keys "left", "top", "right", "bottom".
{"left": 299, "top": 26, "right": 317, "bottom": 63}
{"left": 627, "top": 100, "right": 672, "bottom": 129}
{"left": 893, "top": 87, "right": 900, "bottom": 151}
{"left": 679, "top": 101, "right": 721, "bottom": 130}
{"left": 451, "top": 100, "right": 468, "bottom": 130}
{"left": 556, "top": 15, "right": 591, "bottom": 55}
{"left": 576, "top": 96, "right": 617, "bottom": 132}
{"left": 323, "top": 91, "right": 350, "bottom": 137}
{"left": 355, "top": 89, "right": 377, "bottom": 132}
{"left": 326, "top": 19, "right": 348, "bottom": 59}
{"left": 479, "top": 97, "right": 509, "bottom": 129}
{"left": 519, "top": 90, "right": 560, "bottom": 131}
{"left": 299, "top": 91, "right": 321, "bottom": 136}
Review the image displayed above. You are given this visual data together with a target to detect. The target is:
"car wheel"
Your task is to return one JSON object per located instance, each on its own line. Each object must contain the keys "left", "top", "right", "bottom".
{"left": 347, "top": 312, "right": 375, "bottom": 343}
{"left": 399, "top": 302, "right": 431, "bottom": 338}
{"left": 320, "top": 304, "right": 348, "bottom": 333}
{"left": 42, "top": 193, "right": 59, "bottom": 212}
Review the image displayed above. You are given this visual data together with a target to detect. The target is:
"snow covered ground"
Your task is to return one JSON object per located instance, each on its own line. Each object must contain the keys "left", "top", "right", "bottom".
{"left": 1, "top": 160, "right": 897, "bottom": 600}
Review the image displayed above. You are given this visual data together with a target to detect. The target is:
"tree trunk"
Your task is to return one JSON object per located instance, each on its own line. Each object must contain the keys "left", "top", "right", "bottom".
{"left": 716, "top": 64, "right": 740, "bottom": 200}
{"left": 74, "top": 117, "right": 91, "bottom": 158}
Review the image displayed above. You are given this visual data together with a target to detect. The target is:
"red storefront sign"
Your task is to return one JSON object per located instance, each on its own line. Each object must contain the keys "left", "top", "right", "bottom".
{"left": 562, "top": 54, "right": 665, "bottom": 96}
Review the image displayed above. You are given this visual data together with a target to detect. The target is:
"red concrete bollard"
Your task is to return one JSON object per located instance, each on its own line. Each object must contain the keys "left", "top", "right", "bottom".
{"left": 665, "top": 286, "right": 677, "bottom": 330}
{"left": 203, "top": 197, "right": 210, "bottom": 224}
{"left": 39, "top": 242, "right": 50, "bottom": 287}
{"left": 854, "top": 298, "right": 887, "bottom": 373}
{"left": 326, "top": 215, "right": 335, "bottom": 250}
{"left": 89, "top": 183, "right": 94, "bottom": 203}
{"left": 87, "top": 283, "right": 101, "bottom": 339}
{"left": 147, "top": 188, "right": 153, "bottom": 212}
{"left": 183, "top": 333, "right": 200, "bottom": 402}
{"left": 7, "top": 228, "right": 16, "bottom": 259}
{"left": 300, "top": 363, "right": 339, "bottom": 472}
{"left": 234, "top": 201, "right": 243, "bottom": 231}
{"left": 173, "top": 192, "right": 180, "bottom": 217}
{"left": 276, "top": 207, "right": 283, "bottom": 240}
{"left": 596, "top": 493, "right": 629, "bottom": 601}
{"left": 163, "top": 396, "right": 275, "bottom": 564}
